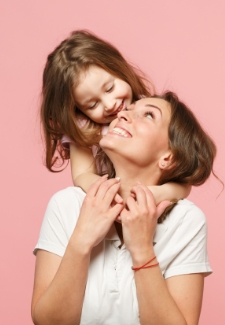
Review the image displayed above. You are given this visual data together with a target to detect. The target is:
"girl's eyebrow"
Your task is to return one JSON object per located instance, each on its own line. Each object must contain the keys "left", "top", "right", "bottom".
{"left": 100, "top": 78, "right": 113, "bottom": 90}
{"left": 144, "top": 104, "right": 162, "bottom": 116}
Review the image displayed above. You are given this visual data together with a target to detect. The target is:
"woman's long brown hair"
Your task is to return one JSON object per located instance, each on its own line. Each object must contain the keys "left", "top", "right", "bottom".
{"left": 99, "top": 92, "right": 217, "bottom": 186}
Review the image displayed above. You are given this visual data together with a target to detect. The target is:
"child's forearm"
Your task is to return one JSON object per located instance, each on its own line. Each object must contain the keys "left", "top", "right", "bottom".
{"left": 70, "top": 143, "right": 100, "bottom": 192}
{"left": 149, "top": 183, "right": 191, "bottom": 205}
{"left": 74, "top": 172, "right": 101, "bottom": 192}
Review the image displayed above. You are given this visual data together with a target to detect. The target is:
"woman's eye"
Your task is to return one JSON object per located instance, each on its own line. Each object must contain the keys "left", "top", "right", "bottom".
{"left": 145, "top": 111, "right": 153, "bottom": 119}
{"left": 106, "top": 84, "right": 114, "bottom": 93}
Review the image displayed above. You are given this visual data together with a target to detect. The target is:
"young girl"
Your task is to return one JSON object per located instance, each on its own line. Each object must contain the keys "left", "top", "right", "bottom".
{"left": 41, "top": 29, "right": 190, "bottom": 203}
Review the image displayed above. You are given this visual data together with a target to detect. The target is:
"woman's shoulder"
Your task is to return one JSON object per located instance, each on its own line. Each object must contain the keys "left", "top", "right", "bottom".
{"left": 49, "top": 186, "right": 86, "bottom": 208}
{"left": 166, "top": 198, "right": 207, "bottom": 228}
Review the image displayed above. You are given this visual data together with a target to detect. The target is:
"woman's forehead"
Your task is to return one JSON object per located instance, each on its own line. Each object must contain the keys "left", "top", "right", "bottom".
{"left": 132, "top": 97, "right": 171, "bottom": 117}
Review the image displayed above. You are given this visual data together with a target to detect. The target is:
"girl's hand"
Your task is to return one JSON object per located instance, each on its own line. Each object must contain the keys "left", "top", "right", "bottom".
{"left": 121, "top": 184, "right": 171, "bottom": 260}
{"left": 72, "top": 176, "right": 124, "bottom": 250}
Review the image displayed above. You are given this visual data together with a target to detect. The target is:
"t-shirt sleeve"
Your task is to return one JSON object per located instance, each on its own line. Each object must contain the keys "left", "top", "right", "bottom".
{"left": 33, "top": 187, "right": 85, "bottom": 257}
{"left": 61, "top": 134, "right": 73, "bottom": 149}
{"left": 162, "top": 203, "right": 212, "bottom": 279}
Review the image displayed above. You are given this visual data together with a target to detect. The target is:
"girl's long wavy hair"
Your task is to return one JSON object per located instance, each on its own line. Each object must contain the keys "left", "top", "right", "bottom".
{"left": 41, "top": 30, "right": 154, "bottom": 171}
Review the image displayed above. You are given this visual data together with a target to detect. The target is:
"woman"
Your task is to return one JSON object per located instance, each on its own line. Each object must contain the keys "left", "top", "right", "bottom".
{"left": 32, "top": 92, "right": 216, "bottom": 325}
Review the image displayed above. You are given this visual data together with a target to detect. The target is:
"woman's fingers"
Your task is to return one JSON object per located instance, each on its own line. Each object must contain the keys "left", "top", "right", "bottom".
{"left": 136, "top": 184, "right": 172, "bottom": 218}
{"left": 131, "top": 186, "right": 148, "bottom": 207}
{"left": 86, "top": 176, "right": 122, "bottom": 204}
{"left": 87, "top": 174, "right": 108, "bottom": 197}
{"left": 94, "top": 177, "right": 121, "bottom": 201}
{"left": 155, "top": 200, "right": 172, "bottom": 219}
{"left": 114, "top": 193, "right": 123, "bottom": 204}
{"left": 102, "top": 182, "right": 122, "bottom": 207}
{"left": 110, "top": 202, "right": 124, "bottom": 220}
{"left": 137, "top": 184, "right": 156, "bottom": 206}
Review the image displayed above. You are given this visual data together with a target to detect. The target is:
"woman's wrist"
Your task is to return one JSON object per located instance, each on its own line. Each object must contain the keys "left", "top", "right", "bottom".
{"left": 132, "top": 255, "right": 158, "bottom": 271}
{"left": 69, "top": 231, "right": 93, "bottom": 256}
{"left": 131, "top": 247, "right": 155, "bottom": 266}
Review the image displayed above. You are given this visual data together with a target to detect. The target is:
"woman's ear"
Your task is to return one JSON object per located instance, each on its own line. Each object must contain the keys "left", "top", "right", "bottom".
{"left": 158, "top": 151, "right": 173, "bottom": 170}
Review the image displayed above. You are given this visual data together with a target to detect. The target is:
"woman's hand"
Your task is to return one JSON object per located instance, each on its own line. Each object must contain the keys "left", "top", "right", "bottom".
{"left": 121, "top": 184, "right": 171, "bottom": 260}
{"left": 72, "top": 175, "right": 124, "bottom": 251}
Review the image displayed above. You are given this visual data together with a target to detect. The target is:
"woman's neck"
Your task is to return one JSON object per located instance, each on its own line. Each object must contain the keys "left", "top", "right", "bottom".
{"left": 115, "top": 168, "right": 160, "bottom": 201}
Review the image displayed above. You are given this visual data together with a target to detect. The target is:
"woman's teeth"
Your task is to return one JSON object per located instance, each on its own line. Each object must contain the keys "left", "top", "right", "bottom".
{"left": 112, "top": 127, "right": 131, "bottom": 137}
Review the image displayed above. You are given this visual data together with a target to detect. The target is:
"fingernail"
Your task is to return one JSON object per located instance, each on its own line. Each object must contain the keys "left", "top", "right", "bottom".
{"left": 115, "top": 177, "right": 120, "bottom": 181}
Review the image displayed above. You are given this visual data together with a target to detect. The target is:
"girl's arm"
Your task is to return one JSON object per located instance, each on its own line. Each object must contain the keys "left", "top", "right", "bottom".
{"left": 70, "top": 142, "right": 101, "bottom": 191}
{"left": 148, "top": 183, "right": 191, "bottom": 205}
{"left": 70, "top": 143, "right": 123, "bottom": 204}
{"left": 70, "top": 142, "right": 191, "bottom": 204}
{"left": 31, "top": 177, "right": 123, "bottom": 325}
{"left": 121, "top": 185, "right": 204, "bottom": 325}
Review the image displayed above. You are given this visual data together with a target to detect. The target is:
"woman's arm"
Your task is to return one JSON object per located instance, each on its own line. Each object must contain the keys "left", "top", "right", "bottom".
{"left": 121, "top": 184, "right": 203, "bottom": 325}
{"left": 134, "top": 259, "right": 203, "bottom": 325}
{"left": 32, "top": 242, "right": 90, "bottom": 325}
{"left": 70, "top": 143, "right": 101, "bottom": 192}
{"left": 32, "top": 177, "right": 123, "bottom": 325}
{"left": 148, "top": 182, "right": 191, "bottom": 205}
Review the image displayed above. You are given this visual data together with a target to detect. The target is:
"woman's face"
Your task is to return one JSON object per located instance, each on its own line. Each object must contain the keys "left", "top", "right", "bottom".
{"left": 73, "top": 65, "right": 133, "bottom": 124}
{"left": 100, "top": 97, "right": 171, "bottom": 168}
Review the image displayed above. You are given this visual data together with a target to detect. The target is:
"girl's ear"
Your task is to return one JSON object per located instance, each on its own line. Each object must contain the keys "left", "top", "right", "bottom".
{"left": 158, "top": 151, "right": 173, "bottom": 170}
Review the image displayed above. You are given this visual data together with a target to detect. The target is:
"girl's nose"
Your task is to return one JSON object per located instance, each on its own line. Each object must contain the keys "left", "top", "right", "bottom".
{"left": 104, "top": 98, "right": 116, "bottom": 112}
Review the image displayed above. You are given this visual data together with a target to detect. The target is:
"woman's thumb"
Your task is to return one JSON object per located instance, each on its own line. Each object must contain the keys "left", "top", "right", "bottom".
{"left": 155, "top": 200, "right": 172, "bottom": 219}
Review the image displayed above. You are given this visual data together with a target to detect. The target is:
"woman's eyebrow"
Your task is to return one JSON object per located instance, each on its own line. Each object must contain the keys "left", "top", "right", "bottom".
{"left": 145, "top": 104, "right": 162, "bottom": 116}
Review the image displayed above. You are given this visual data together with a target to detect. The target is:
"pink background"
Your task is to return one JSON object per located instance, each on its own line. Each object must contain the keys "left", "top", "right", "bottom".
{"left": 1, "top": 1, "right": 224, "bottom": 324}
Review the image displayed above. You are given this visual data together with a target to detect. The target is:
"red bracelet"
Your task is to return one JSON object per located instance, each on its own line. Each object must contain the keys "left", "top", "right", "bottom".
{"left": 132, "top": 256, "right": 159, "bottom": 271}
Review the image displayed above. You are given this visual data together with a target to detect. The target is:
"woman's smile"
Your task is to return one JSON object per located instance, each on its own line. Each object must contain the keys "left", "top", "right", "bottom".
{"left": 110, "top": 126, "right": 132, "bottom": 138}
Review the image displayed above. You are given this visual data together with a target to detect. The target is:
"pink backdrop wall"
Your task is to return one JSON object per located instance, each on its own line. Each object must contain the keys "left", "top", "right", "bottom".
{"left": 1, "top": 1, "right": 224, "bottom": 324}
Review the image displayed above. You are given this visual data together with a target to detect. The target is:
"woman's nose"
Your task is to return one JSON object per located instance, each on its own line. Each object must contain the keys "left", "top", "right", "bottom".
{"left": 117, "top": 109, "right": 131, "bottom": 121}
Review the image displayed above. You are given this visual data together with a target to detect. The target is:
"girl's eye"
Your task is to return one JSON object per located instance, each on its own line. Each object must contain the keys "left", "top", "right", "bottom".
{"left": 145, "top": 111, "right": 153, "bottom": 119}
{"left": 106, "top": 84, "right": 114, "bottom": 93}
{"left": 89, "top": 102, "right": 98, "bottom": 109}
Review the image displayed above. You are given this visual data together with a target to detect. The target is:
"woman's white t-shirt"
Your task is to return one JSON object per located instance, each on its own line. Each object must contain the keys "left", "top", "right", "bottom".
{"left": 34, "top": 187, "right": 212, "bottom": 325}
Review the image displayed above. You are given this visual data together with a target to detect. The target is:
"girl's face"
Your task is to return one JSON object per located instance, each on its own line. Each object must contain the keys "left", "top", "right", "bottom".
{"left": 100, "top": 97, "right": 171, "bottom": 168}
{"left": 73, "top": 65, "right": 133, "bottom": 124}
